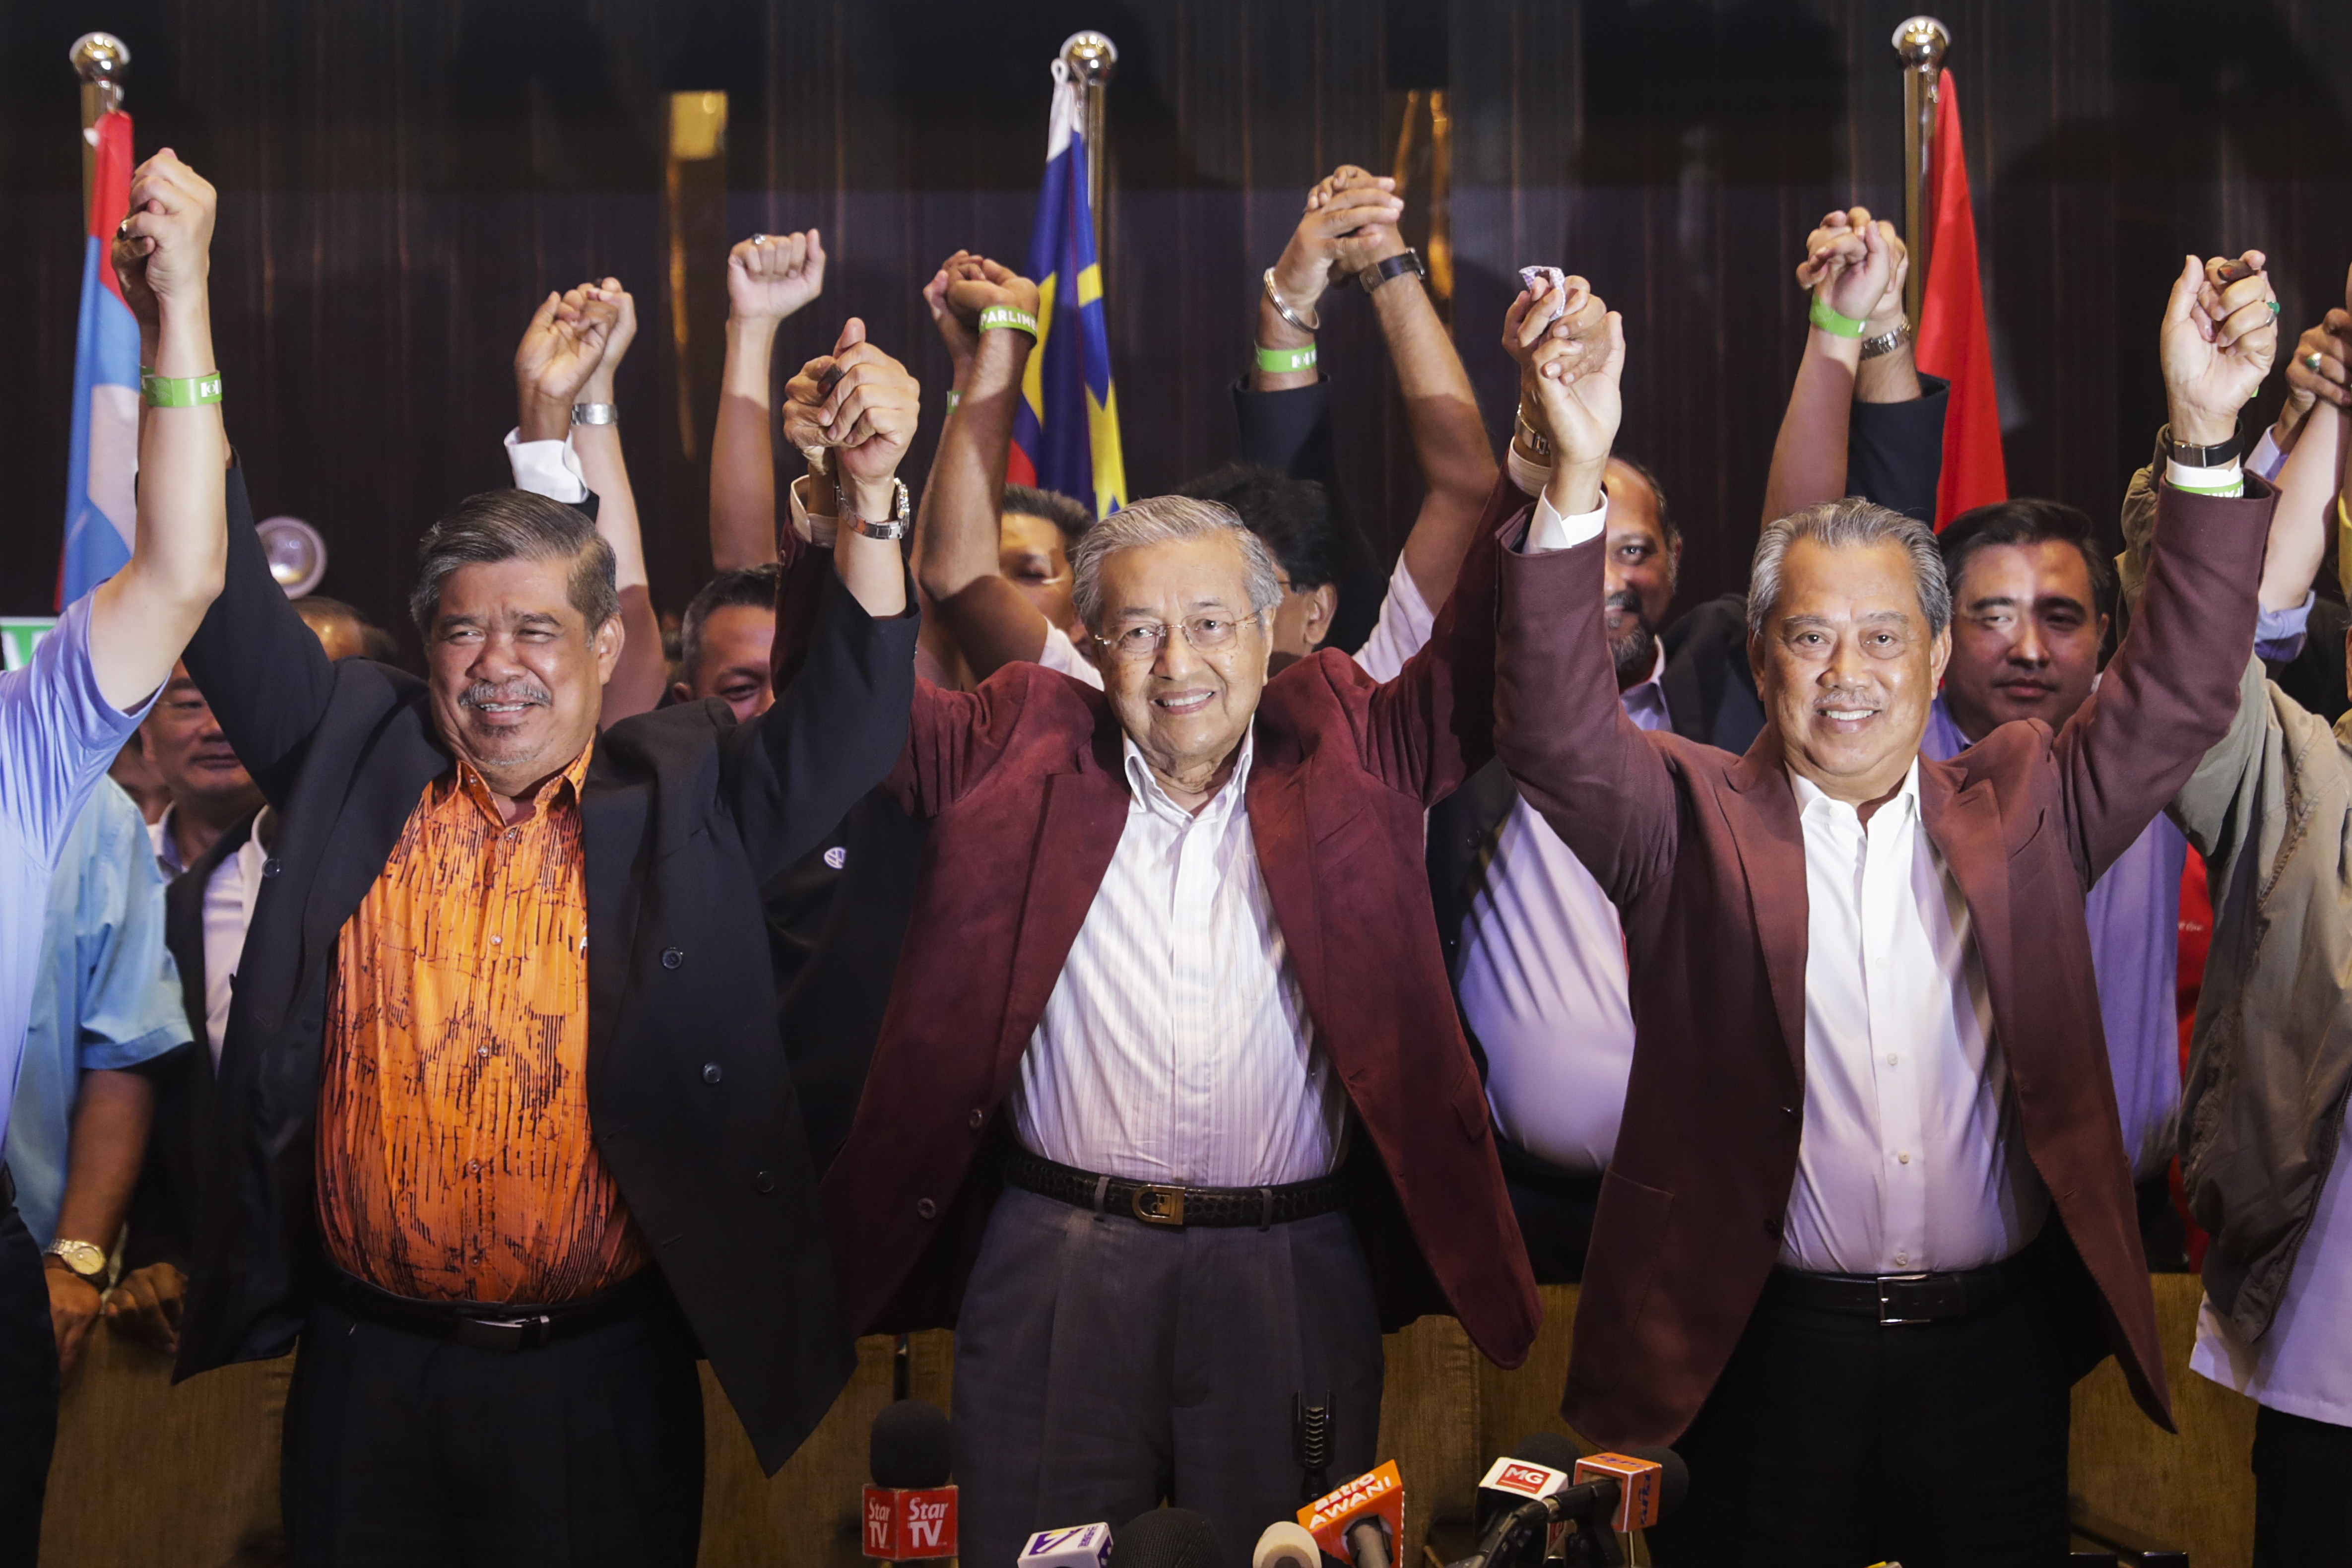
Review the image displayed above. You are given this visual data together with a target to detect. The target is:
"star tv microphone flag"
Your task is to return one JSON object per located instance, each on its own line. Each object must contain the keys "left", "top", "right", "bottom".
{"left": 1010, "top": 55, "right": 1127, "bottom": 519}
{"left": 1914, "top": 67, "right": 2008, "bottom": 527}
{"left": 62, "top": 108, "right": 141, "bottom": 606}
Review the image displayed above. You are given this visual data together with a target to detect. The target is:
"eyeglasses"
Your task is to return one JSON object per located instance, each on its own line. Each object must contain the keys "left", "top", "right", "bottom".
{"left": 1093, "top": 612, "right": 1262, "bottom": 662}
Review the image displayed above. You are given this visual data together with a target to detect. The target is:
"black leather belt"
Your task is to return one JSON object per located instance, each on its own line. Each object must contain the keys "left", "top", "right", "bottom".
{"left": 317, "top": 1263, "right": 669, "bottom": 1353}
{"left": 1761, "top": 1248, "right": 2035, "bottom": 1326}
{"left": 1006, "top": 1150, "right": 1346, "bottom": 1230}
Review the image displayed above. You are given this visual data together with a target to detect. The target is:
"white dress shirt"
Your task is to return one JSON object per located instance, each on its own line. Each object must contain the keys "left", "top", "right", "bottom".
{"left": 201, "top": 827, "right": 268, "bottom": 1066}
{"left": 1461, "top": 645, "right": 1670, "bottom": 1172}
{"left": 1006, "top": 730, "right": 1345, "bottom": 1187}
{"left": 1780, "top": 765, "right": 2046, "bottom": 1274}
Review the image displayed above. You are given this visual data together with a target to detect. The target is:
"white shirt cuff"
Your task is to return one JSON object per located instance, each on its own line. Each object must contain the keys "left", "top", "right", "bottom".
{"left": 788, "top": 474, "right": 839, "bottom": 548}
{"left": 2249, "top": 427, "right": 2287, "bottom": 485}
{"left": 1526, "top": 491, "right": 1610, "bottom": 553}
{"left": 1505, "top": 441, "right": 1551, "bottom": 501}
{"left": 504, "top": 428, "right": 588, "bottom": 504}
{"left": 2164, "top": 457, "right": 2245, "bottom": 497}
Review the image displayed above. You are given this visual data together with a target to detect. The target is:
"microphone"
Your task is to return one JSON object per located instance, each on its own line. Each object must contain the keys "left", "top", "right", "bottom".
{"left": 1470, "top": 1436, "right": 1582, "bottom": 1568}
{"left": 1459, "top": 1439, "right": 1689, "bottom": 1568}
{"left": 1251, "top": 1521, "right": 1322, "bottom": 1568}
{"left": 1107, "top": 1508, "right": 1221, "bottom": 1568}
{"left": 1299, "top": 1460, "right": 1404, "bottom": 1568}
{"left": 1018, "top": 1523, "right": 1115, "bottom": 1568}
{"left": 860, "top": 1399, "right": 958, "bottom": 1562}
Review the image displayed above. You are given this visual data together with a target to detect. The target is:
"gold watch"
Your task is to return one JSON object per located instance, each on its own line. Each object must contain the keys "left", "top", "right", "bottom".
{"left": 45, "top": 1238, "right": 106, "bottom": 1282}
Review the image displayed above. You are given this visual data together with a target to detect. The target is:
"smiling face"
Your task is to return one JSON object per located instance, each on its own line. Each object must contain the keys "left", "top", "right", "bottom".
{"left": 1753, "top": 535, "right": 1948, "bottom": 810}
{"left": 1086, "top": 533, "right": 1272, "bottom": 807}
{"left": 1601, "top": 459, "right": 1680, "bottom": 686}
{"left": 1000, "top": 511, "right": 1079, "bottom": 635}
{"left": 1941, "top": 540, "right": 2107, "bottom": 742}
{"left": 140, "top": 661, "right": 261, "bottom": 816}
{"left": 424, "top": 554, "right": 620, "bottom": 798}
{"left": 676, "top": 602, "right": 776, "bottom": 722}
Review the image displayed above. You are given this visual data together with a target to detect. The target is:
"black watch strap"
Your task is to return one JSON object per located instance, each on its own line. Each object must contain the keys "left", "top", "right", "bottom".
{"left": 2167, "top": 426, "right": 2240, "bottom": 467}
{"left": 1359, "top": 247, "right": 1427, "bottom": 293}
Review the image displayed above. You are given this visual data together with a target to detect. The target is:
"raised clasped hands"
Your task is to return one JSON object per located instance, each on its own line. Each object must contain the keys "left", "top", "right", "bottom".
{"left": 1271, "top": 165, "right": 1407, "bottom": 313}
{"left": 1795, "top": 205, "right": 1908, "bottom": 335}
{"left": 783, "top": 318, "right": 921, "bottom": 508}
{"left": 563, "top": 276, "right": 637, "bottom": 402}
{"left": 111, "top": 148, "right": 217, "bottom": 341}
{"left": 514, "top": 282, "right": 619, "bottom": 439}
{"left": 2162, "top": 250, "right": 2280, "bottom": 448}
{"left": 923, "top": 250, "right": 1042, "bottom": 374}
{"left": 1504, "top": 274, "right": 1623, "bottom": 511}
{"left": 2273, "top": 263, "right": 2352, "bottom": 449}
{"left": 728, "top": 229, "right": 826, "bottom": 327}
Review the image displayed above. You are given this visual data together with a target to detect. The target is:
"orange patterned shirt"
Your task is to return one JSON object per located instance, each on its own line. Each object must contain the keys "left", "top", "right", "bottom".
{"left": 316, "top": 744, "right": 647, "bottom": 1304}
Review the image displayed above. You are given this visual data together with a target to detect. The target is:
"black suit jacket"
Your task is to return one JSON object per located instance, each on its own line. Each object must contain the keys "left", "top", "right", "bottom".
{"left": 122, "top": 811, "right": 257, "bottom": 1275}
{"left": 1429, "top": 376, "right": 1952, "bottom": 979}
{"left": 173, "top": 468, "right": 918, "bottom": 1473}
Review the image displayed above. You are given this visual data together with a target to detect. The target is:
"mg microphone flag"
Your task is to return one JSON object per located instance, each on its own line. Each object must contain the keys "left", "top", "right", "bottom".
{"left": 1011, "top": 54, "right": 1126, "bottom": 520}
{"left": 62, "top": 109, "right": 141, "bottom": 606}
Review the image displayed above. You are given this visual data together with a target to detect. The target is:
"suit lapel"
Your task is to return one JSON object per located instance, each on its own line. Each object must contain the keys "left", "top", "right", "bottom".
{"left": 1244, "top": 741, "right": 1323, "bottom": 1029}
{"left": 1917, "top": 755, "right": 2016, "bottom": 1074}
{"left": 1723, "top": 728, "right": 1811, "bottom": 1076}
{"left": 997, "top": 724, "right": 1131, "bottom": 1074}
{"left": 582, "top": 756, "right": 650, "bottom": 1084}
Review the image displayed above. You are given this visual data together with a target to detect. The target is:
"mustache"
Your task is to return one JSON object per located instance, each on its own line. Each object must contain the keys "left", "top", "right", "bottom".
{"left": 1603, "top": 589, "right": 1647, "bottom": 623}
{"left": 458, "top": 680, "right": 553, "bottom": 710}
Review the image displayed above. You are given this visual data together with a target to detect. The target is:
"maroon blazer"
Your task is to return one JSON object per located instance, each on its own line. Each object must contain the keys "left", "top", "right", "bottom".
{"left": 820, "top": 474, "right": 1542, "bottom": 1368}
{"left": 1492, "top": 478, "right": 2274, "bottom": 1447}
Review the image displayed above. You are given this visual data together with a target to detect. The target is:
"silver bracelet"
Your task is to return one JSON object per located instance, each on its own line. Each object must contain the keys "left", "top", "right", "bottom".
{"left": 570, "top": 402, "right": 618, "bottom": 426}
{"left": 1513, "top": 404, "right": 1552, "bottom": 458}
{"left": 1857, "top": 320, "right": 1911, "bottom": 361}
{"left": 1261, "top": 269, "right": 1320, "bottom": 334}
{"left": 836, "top": 477, "right": 912, "bottom": 541}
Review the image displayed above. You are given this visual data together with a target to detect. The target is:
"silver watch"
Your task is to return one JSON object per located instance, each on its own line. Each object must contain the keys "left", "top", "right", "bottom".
{"left": 1858, "top": 320, "right": 1912, "bottom": 361}
{"left": 45, "top": 1238, "right": 106, "bottom": 1282}
{"left": 1513, "top": 404, "right": 1552, "bottom": 458}
{"left": 836, "top": 477, "right": 912, "bottom": 541}
{"left": 570, "top": 402, "right": 618, "bottom": 426}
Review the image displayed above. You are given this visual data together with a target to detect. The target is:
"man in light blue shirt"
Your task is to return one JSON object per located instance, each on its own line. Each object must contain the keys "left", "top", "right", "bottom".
{"left": 0, "top": 148, "right": 230, "bottom": 1558}
{"left": 5, "top": 776, "right": 191, "bottom": 1381}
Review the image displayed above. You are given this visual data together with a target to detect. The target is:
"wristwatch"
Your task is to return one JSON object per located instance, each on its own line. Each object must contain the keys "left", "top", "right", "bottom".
{"left": 570, "top": 402, "right": 618, "bottom": 426}
{"left": 45, "top": 1238, "right": 106, "bottom": 1283}
{"left": 836, "top": 476, "right": 912, "bottom": 541}
{"left": 1513, "top": 404, "right": 1552, "bottom": 459}
{"left": 1358, "top": 247, "right": 1428, "bottom": 294}
{"left": 1858, "top": 319, "right": 1911, "bottom": 360}
{"left": 2166, "top": 426, "right": 2239, "bottom": 468}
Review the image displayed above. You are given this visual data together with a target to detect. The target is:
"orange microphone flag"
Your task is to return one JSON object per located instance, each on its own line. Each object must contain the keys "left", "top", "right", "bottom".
{"left": 1914, "top": 68, "right": 2007, "bottom": 527}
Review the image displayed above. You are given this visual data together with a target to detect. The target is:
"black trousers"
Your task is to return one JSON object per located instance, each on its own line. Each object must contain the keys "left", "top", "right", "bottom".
{"left": 1645, "top": 1273, "right": 2072, "bottom": 1568}
{"left": 1494, "top": 1134, "right": 1603, "bottom": 1285}
{"left": 952, "top": 1188, "right": 1386, "bottom": 1568}
{"left": 281, "top": 1286, "right": 705, "bottom": 1568}
{"left": 2253, "top": 1404, "right": 2352, "bottom": 1564}
{"left": 0, "top": 1171, "right": 58, "bottom": 1568}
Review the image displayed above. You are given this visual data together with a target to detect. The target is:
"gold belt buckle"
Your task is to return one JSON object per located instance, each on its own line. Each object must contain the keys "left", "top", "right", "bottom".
{"left": 1130, "top": 1183, "right": 1187, "bottom": 1227}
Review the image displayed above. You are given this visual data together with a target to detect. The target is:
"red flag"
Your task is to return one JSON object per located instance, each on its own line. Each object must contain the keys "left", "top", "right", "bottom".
{"left": 1913, "top": 68, "right": 2006, "bottom": 526}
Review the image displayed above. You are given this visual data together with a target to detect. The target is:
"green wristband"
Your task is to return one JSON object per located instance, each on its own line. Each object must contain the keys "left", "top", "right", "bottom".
{"left": 142, "top": 370, "right": 223, "bottom": 407}
{"left": 1807, "top": 296, "right": 1869, "bottom": 339}
{"left": 978, "top": 305, "right": 1039, "bottom": 339}
{"left": 1255, "top": 342, "right": 1318, "bottom": 375}
{"left": 944, "top": 389, "right": 961, "bottom": 417}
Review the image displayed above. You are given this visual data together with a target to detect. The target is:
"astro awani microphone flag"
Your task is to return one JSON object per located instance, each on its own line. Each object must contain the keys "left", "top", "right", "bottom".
{"left": 1914, "top": 67, "right": 2008, "bottom": 527}
{"left": 62, "top": 109, "right": 142, "bottom": 606}
{"left": 1010, "top": 57, "right": 1126, "bottom": 518}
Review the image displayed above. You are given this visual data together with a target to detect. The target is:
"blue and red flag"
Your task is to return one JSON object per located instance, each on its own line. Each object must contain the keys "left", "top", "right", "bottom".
{"left": 61, "top": 110, "right": 141, "bottom": 606}
{"left": 1009, "top": 60, "right": 1126, "bottom": 519}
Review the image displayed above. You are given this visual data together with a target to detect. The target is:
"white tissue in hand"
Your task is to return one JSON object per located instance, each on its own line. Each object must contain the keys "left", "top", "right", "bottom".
{"left": 1519, "top": 265, "right": 1568, "bottom": 323}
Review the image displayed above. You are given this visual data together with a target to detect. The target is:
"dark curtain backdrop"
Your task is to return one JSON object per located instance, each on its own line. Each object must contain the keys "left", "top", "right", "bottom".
{"left": 4, "top": 0, "right": 2351, "bottom": 660}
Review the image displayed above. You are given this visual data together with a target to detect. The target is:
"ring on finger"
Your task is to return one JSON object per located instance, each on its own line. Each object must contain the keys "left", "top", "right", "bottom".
{"left": 751, "top": 233, "right": 768, "bottom": 245}
{"left": 2268, "top": 300, "right": 2283, "bottom": 317}
{"left": 2310, "top": 352, "right": 2326, "bottom": 370}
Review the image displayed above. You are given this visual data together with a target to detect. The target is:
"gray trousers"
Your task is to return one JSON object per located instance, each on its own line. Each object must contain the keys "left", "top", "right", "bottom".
{"left": 953, "top": 1187, "right": 1385, "bottom": 1568}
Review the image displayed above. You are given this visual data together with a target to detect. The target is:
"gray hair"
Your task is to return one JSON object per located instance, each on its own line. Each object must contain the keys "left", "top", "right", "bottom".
{"left": 1068, "top": 494, "right": 1285, "bottom": 632}
{"left": 1747, "top": 498, "right": 1951, "bottom": 644}
{"left": 409, "top": 489, "right": 620, "bottom": 635}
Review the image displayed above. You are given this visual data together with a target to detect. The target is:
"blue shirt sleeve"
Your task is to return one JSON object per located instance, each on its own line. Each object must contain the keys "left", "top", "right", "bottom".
{"left": 72, "top": 781, "right": 193, "bottom": 1072}
{"left": 0, "top": 593, "right": 160, "bottom": 871}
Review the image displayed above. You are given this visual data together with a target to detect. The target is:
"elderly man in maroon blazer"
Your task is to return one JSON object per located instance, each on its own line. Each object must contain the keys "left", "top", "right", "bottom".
{"left": 804, "top": 293, "right": 1597, "bottom": 1562}
{"left": 1490, "top": 259, "right": 2281, "bottom": 1567}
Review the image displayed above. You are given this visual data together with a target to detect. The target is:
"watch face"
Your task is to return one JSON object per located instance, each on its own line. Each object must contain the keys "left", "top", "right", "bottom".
{"left": 52, "top": 1240, "right": 105, "bottom": 1277}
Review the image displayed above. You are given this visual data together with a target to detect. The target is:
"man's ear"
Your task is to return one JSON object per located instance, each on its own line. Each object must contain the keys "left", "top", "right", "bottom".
{"left": 592, "top": 615, "right": 625, "bottom": 684}
{"left": 669, "top": 679, "right": 694, "bottom": 707}
{"left": 1297, "top": 582, "right": 1339, "bottom": 652}
{"left": 1929, "top": 622, "right": 1953, "bottom": 688}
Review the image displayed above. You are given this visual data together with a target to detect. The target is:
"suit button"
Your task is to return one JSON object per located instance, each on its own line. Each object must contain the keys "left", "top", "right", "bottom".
{"left": 703, "top": 1064, "right": 723, "bottom": 1085}
{"left": 915, "top": 1197, "right": 938, "bottom": 1220}
{"left": 1764, "top": 1216, "right": 1782, "bottom": 1239}
{"left": 661, "top": 947, "right": 685, "bottom": 970}
{"left": 754, "top": 1170, "right": 776, "bottom": 1194}
{"left": 261, "top": 857, "right": 282, "bottom": 878}
{"left": 1782, "top": 1105, "right": 1798, "bottom": 1119}
{"left": 967, "top": 1109, "right": 985, "bottom": 1130}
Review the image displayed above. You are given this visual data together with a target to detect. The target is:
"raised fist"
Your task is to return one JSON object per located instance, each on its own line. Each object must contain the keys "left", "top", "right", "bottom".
{"left": 783, "top": 318, "right": 920, "bottom": 490}
{"left": 1503, "top": 272, "right": 1602, "bottom": 447}
{"left": 565, "top": 277, "right": 638, "bottom": 392}
{"left": 2163, "top": 250, "right": 2279, "bottom": 447}
{"left": 1518, "top": 288, "right": 1625, "bottom": 477}
{"left": 111, "top": 149, "right": 217, "bottom": 328}
{"left": 1795, "top": 206, "right": 1906, "bottom": 334}
{"left": 728, "top": 230, "right": 825, "bottom": 326}
{"left": 514, "top": 286, "right": 615, "bottom": 414}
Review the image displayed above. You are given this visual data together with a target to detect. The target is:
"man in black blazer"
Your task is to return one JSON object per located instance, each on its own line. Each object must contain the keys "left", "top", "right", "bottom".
{"left": 170, "top": 309, "right": 920, "bottom": 1564}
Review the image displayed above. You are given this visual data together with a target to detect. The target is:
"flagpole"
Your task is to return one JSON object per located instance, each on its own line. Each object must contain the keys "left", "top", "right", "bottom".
{"left": 1891, "top": 16, "right": 1948, "bottom": 327}
{"left": 1059, "top": 32, "right": 1116, "bottom": 258}
{"left": 69, "top": 32, "right": 131, "bottom": 220}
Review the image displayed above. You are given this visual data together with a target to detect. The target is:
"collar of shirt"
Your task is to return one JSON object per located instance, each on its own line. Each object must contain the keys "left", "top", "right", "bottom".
{"left": 1787, "top": 756, "right": 1923, "bottom": 836}
{"left": 150, "top": 806, "right": 186, "bottom": 876}
{"left": 1621, "top": 642, "right": 1670, "bottom": 731}
{"left": 1120, "top": 727, "right": 1255, "bottom": 831}
{"left": 444, "top": 739, "right": 594, "bottom": 829}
